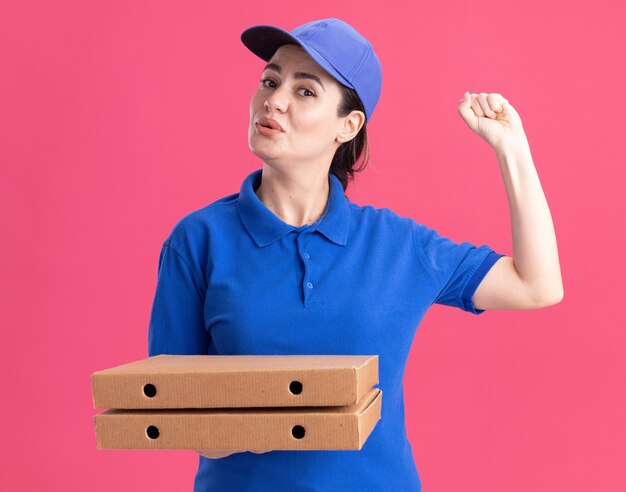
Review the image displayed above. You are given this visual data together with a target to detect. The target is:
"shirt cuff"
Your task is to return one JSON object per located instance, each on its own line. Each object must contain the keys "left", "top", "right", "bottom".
{"left": 461, "top": 251, "right": 506, "bottom": 315}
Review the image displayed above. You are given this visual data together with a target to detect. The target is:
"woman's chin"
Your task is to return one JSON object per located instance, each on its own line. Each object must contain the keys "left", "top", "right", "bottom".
{"left": 249, "top": 145, "right": 283, "bottom": 162}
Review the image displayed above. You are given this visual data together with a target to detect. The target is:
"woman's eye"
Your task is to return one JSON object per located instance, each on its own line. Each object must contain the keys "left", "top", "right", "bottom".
{"left": 260, "top": 78, "right": 276, "bottom": 88}
{"left": 260, "top": 78, "right": 316, "bottom": 97}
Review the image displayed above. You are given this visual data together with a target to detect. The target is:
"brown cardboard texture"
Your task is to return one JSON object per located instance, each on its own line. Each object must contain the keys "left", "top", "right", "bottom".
{"left": 94, "top": 387, "right": 382, "bottom": 450}
{"left": 91, "top": 354, "right": 379, "bottom": 409}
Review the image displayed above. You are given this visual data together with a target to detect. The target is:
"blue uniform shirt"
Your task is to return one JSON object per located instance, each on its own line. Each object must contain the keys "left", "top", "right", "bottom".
{"left": 148, "top": 168, "right": 504, "bottom": 491}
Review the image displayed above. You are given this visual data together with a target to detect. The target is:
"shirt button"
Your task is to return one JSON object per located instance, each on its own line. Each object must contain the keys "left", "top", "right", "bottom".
{"left": 304, "top": 253, "right": 310, "bottom": 259}
{"left": 307, "top": 282, "right": 313, "bottom": 289}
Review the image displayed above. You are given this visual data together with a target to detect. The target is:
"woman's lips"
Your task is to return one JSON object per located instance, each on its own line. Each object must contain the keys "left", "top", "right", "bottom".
{"left": 255, "top": 122, "right": 282, "bottom": 136}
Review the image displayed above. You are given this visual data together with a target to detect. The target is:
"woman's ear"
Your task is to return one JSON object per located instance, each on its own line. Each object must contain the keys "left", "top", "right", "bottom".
{"left": 337, "top": 110, "right": 365, "bottom": 143}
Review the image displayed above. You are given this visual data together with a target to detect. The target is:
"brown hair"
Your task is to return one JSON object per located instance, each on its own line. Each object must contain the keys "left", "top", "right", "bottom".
{"left": 330, "top": 84, "right": 370, "bottom": 193}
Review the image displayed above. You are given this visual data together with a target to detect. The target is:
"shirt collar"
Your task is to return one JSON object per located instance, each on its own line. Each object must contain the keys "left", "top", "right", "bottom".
{"left": 237, "top": 168, "right": 350, "bottom": 247}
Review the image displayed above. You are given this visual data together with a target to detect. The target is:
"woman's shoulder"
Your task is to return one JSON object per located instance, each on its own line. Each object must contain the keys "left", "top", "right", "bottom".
{"left": 348, "top": 201, "right": 418, "bottom": 230}
{"left": 162, "top": 192, "right": 240, "bottom": 249}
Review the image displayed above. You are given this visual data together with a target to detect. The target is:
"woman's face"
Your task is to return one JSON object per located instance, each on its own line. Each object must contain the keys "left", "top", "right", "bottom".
{"left": 248, "top": 44, "right": 349, "bottom": 172}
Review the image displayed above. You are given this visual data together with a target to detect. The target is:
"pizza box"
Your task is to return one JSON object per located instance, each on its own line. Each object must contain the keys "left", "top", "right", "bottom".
{"left": 91, "top": 354, "right": 379, "bottom": 409}
{"left": 94, "top": 387, "right": 382, "bottom": 451}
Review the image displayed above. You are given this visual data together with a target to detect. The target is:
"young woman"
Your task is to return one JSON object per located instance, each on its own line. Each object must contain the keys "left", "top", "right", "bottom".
{"left": 148, "top": 17, "right": 563, "bottom": 492}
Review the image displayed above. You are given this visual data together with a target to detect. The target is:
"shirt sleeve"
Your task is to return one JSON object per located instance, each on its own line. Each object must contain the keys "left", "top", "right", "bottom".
{"left": 147, "top": 241, "right": 211, "bottom": 356}
{"left": 414, "top": 221, "right": 505, "bottom": 315}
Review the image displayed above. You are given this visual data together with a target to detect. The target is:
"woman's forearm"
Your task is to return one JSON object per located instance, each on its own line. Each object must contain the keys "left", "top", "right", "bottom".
{"left": 496, "top": 141, "right": 564, "bottom": 304}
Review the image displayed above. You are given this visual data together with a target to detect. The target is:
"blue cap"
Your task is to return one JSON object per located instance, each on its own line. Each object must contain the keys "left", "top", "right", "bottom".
{"left": 241, "top": 18, "right": 382, "bottom": 123}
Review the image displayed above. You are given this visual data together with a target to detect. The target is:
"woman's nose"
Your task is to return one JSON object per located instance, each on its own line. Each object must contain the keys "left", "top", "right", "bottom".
{"left": 264, "top": 87, "right": 287, "bottom": 113}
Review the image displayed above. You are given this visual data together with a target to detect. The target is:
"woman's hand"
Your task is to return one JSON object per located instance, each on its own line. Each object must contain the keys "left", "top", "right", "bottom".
{"left": 457, "top": 92, "right": 529, "bottom": 155}
{"left": 197, "top": 449, "right": 271, "bottom": 459}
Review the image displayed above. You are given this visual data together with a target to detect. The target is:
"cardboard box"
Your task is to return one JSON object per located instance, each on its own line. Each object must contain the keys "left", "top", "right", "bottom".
{"left": 91, "top": 354, "right": 379, "bottom": 409}
{"left": 91, "top": 354, "right": 381, "bottom": 451}
{"left": 94, "top": 387, "right": 381, "bottom": 450}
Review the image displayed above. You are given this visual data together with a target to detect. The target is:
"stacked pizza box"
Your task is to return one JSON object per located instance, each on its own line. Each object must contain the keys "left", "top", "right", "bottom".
{"left": 91, "top": 354, "right": 382, "bottom": 451}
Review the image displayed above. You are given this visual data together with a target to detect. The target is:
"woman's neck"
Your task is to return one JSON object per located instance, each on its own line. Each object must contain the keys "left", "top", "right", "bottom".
{"left": 254, "top": 167, "right": 330, "bottom": 227}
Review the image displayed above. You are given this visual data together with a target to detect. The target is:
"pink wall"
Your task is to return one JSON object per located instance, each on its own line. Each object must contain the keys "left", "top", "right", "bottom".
{"left": 2, "top": 1, "right": 625, "bottom": 491}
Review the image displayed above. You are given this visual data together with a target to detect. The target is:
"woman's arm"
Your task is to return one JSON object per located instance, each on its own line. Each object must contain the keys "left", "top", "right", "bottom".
{"left": 473, "top": 142, "right": 564, "bottom": 310}
{"left": 458, "top": 92, "right": 564, "bottom": 310}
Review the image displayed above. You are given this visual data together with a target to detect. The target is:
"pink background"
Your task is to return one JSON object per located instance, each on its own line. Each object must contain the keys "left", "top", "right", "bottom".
{"left": 2, "top": 1, "right": 625, "bottom": 490}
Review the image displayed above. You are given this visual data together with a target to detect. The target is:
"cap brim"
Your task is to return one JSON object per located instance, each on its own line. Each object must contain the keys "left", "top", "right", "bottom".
{"left": 241, "top": 25, "right": 297, "bottom": 61}
{"left": 240, "top": 25, "right": 354, "bottom": 90}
